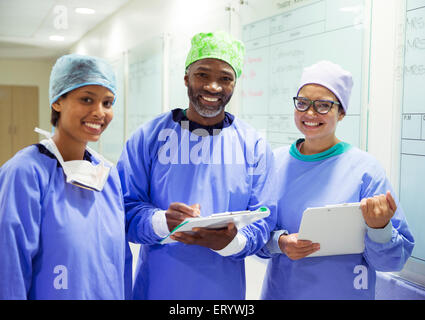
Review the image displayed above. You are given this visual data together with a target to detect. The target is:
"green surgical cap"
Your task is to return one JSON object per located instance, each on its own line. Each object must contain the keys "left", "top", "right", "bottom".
{"left": 185, "top": 31, "right": 245, "bottom": 78}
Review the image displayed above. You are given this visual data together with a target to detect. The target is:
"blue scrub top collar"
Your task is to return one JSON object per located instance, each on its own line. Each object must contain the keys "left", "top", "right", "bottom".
{"left": 172, "top": 108, "right": 234, "bottom": 136}
{"left": 289, "top": 138, "right": 352, "bottom": 162}
{"left": 36, "top": 143, "right": 93, "bottom": 167}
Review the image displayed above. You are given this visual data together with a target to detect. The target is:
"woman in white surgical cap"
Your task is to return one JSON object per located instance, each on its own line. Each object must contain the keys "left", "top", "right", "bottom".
{"left": 259, "top": 61, "right": 414, "bottom": 300}
{"left": 0, "top": 54, "right": 131, "bottom": 299}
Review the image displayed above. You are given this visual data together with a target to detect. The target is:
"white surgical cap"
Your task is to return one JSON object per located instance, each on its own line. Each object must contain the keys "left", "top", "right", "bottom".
{"left": 297, "top": 60, "right": 353, "bottom": 113}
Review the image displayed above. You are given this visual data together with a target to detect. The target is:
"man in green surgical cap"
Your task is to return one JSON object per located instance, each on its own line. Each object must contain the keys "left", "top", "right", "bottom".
{"left": 117, "top": 30, "right": 276, "bottom": 299}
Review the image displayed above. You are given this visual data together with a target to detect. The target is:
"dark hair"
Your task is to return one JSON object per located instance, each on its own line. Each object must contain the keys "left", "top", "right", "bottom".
{"left": 50, "top": 92, "right": 67, "bottom": 127}
{"left": 336, "top": 98, "right": 345, "bottom": 116}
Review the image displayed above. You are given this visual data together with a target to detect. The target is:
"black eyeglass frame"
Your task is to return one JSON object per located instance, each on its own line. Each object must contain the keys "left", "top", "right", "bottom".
{"left": 293, "top": 97, "right": 341, "bottom": 115}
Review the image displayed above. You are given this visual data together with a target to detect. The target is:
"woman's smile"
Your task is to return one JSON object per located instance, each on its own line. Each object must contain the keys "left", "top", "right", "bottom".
{"left": 302, "top": 120, "right": 322, "bottom": 128}
{"left": 82, "top": 121, "right": 104, "bottom": 134}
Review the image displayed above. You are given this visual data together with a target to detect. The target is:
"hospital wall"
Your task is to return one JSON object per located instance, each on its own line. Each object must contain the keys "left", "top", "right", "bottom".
{"left": 0, "top": 58, "right": 54, "bottom": 132}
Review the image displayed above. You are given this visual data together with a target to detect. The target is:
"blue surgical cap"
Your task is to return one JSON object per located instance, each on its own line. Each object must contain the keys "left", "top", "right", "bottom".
{"left": 49, "top": 53, "right": 117, "bottom": 106}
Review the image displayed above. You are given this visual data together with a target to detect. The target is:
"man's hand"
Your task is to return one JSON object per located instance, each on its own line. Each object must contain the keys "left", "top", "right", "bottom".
{"left": 171, "top": 222, "right": 238, "bottom": 251}
{"left": 278, "top": 233, "right": 320, "bottom": 260}
{"left": 165, "top": 202, "right": 200, "bottom": 232}
{"left": 360, "top": 191, "right": 396, "bottom": 229}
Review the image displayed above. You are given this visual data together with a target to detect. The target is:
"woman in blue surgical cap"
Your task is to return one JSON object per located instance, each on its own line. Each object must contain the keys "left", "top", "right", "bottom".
{"left": 259, "top": 61, "right": 414, "bottom": 300}
{"left": 0, "top": 54, "right": 131, "bottom": 299}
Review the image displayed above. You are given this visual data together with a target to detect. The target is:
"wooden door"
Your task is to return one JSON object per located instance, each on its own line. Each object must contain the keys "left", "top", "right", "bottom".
{"left": 0, "top": 85, "right": 39, "bottom": 167}
{"left": 12, "top": 86, "right": 39, "bottom": 154}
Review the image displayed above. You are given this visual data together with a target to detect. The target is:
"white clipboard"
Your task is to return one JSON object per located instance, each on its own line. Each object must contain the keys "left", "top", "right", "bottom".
{"left": 298, "top": 203, "right": 366, "bottom": 257}
{"left": 160, "top": 206, "right": 270, "bottom": 244}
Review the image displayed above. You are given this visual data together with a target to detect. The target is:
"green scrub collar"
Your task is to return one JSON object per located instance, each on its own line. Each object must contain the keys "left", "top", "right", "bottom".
{"left": 289, "top": 138, "right": 352, "bottom": 162}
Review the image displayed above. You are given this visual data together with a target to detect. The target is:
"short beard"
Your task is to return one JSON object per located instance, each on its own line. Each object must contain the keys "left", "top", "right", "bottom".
{"left": 187, "top": 86, "right": 232, "bottom": 118}
{"left": 193, "top": 103, "right": 224, "bottom": 118}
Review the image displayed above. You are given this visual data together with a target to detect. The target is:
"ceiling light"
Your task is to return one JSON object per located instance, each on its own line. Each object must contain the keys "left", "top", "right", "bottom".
{"left": 75, "top": 7, "right": 95, "bottom": 14}
{"left": 49, "top": 35, "right": 64, "bottom": 41}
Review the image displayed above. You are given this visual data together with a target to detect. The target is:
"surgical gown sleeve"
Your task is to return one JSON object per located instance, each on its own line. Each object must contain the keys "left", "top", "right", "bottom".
{"left": 230, "top": 139, "right": 277, "bottom": 259}
{"left": 0, "top": 159, "right": 44, "bottom": 299}
{"left": 256, "top": 230, "right": 285, "bottom": 259}
{"left": 117, "top": 129, "right": 163, "bottom": 245}
{"left": 253, "top": 150, "right": 283, "bottom": 260}
{"left": 361, "top": 167, "right": 414, "bottom": 272}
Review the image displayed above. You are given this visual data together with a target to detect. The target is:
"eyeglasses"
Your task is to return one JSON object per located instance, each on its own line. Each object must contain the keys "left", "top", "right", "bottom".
{"left": 293, "top": 97, "right": 340, "bottom": 115}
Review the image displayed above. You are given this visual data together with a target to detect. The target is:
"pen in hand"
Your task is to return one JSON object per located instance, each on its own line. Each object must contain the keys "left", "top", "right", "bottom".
{"left": 165, "top": 202, "right": 201, "bottom": 232}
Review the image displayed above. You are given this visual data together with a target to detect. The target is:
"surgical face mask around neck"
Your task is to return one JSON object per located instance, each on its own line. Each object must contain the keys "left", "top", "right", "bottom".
{"left": 35, "top": 128, "right": 111, "bottom": 192}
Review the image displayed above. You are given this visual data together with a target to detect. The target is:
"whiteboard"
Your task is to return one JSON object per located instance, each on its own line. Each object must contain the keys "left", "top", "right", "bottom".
{"left": 239, "top": 0, "right": 366, "bottom": 149}
{"left": 400, "top": 0, "right": 425, "bottom": 262}
{"left": 127, "top": 36, "right": 163, "bottom": 137}
{"left": 168, "top": 33, "right": 191, "bottom": 110}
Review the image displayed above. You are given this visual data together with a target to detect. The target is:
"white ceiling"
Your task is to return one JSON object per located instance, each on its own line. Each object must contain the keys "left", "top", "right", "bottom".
{"left": 0, "top": 0, "right": 131, "bottom": 59}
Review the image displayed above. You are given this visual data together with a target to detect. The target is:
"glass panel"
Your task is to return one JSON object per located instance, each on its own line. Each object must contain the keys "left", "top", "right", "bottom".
{"left": 400, "top": 0, "right": 425, "bottom": 264}
{"left": 240, "top": 0, "right": 366, "bottom": 150}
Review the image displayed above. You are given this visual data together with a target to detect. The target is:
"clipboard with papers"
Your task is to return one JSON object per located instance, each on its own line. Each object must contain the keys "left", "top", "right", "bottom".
{"left": 161, "top": 206, "right": 270, "bottom": 244}
{"left": 298, "top": 202, "right": 367, "bottom": 257}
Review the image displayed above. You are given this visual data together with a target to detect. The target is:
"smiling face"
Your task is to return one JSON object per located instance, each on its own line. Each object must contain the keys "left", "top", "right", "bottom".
{"left": 184, "top": 58, "right": 236, "bottom": 119}
{"left": 294, "top": 84, "right": 345, "bottom": 149}
{"left": 52, "top": 85, "right": 114, "bottom": 145}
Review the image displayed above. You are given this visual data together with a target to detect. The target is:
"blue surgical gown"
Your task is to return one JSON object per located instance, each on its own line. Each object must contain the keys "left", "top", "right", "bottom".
{"left": 0, "top": 144, "right": 132, "bottom": 299}
{"left": 117, "top": 109, "right": 276, "bottom": 300}
{"left": 259, "top": 141, "right": 414, "bottom": 300}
